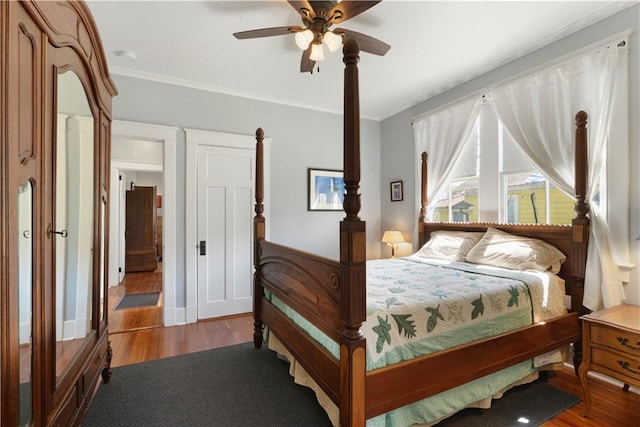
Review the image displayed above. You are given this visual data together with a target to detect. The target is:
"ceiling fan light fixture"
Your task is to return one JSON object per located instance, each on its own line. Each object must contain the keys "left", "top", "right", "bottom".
{"left": 232, "top": 1, "right": 388, "bottom": 73}
{"left": 295, "top": 29, "right": 314, "bottom": 50}
{"left": 323, "top": 30, "right": 342, "bottom": 53}
{"left": 309, "top": 43, "right": 325, "bottom": 61}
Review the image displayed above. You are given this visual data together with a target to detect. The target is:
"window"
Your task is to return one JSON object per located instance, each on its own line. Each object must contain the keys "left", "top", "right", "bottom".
{"left": 420, "top": 35, "right": 631, "bottom": 285}
{"left": 433, "top": 107, "right": 575, "bottom": 224}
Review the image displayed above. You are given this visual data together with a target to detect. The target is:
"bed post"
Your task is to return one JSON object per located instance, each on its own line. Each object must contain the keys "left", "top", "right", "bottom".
{"left": 340, "top": 38, "right": 366, "bottom": 427}
{"left": 571, "top": 111, "right": 590, "bottom": 372}
{"left": 418, "top": 152, "right": 428, "bottom": 247}
{"left": 253, "top": 127, "right": 265, "bottom": 349}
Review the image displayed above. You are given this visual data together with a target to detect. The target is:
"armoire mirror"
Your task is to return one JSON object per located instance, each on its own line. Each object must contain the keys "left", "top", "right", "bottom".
{"left": 55, "top": 71, "right": 96, "bottom": 380}
{"left": 100, "top": 194, "right": 107, "bottom": 324}
{"left": 18, "top": 181, "right": 33, "bottom": 427}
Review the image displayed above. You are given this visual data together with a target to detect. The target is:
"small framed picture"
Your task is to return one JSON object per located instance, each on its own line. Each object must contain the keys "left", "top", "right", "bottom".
{"left": 308, "top": 168, "right": 345, "bottom": 211}
{"left": 390, "top": 180, "right": 403, "bottom": 202}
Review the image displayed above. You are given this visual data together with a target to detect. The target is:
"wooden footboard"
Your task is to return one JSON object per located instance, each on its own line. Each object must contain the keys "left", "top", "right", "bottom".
{"left": 260, "top": 292, "right": 341, "bottom": 403}
{"left": 258, "top": 241, "right": 343, "bottom": 343}
{"left": 365, "top": 312, "right": 580, "bottom": 418}
{"left": 253, "top": 239, "right": 362, "bottom": 422}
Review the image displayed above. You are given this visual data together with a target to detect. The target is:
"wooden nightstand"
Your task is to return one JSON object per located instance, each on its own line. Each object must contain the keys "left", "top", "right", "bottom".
{"left": 579, "top": 304, "right": 640, "bottom": 417}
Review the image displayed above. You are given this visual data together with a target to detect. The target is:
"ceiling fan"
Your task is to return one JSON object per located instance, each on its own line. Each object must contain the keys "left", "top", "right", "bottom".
{"left": 233, "top": 0, "right": 390, "bottom": 73}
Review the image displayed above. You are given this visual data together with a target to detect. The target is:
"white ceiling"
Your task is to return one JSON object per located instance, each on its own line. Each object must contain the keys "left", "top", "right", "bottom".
{"left": 86, "top": 0, "right": 636, "bottom": 120}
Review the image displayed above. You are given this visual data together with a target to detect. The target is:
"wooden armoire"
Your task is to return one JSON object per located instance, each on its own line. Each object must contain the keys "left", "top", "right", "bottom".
{"left": 125, "top": 186, "right": 158, "bottom": 272}
{"left": 1, "top": 1, "right": 117, "bottom": 425}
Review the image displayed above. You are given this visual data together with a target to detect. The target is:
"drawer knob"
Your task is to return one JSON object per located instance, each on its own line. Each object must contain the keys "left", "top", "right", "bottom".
{"left": 617, "top": 360, "right": 640, "bottom": 375}
{"left": 616, "top": 336, "right": 640, "bottom": 351}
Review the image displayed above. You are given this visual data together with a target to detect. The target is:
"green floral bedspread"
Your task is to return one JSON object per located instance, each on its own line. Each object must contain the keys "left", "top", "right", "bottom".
{"left": 269, "top": 256, "right": 566, "bottom": 371}
{"left": 363, "top": 256, "right": 566, "bottom": 368}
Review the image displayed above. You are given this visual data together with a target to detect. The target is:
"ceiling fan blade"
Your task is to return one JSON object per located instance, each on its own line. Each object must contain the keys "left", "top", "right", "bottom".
{"left": 328, "top": 1, "right": 381, "bottom": 24}
{"left": 300, "top": 47, "right": 315, "bottom": 73}
{"left": 288, "top": 1, "right": 316, "bottom": 20}
{"left": 333, "top": 28, "right": 390, "bottom": 56}
{"left": 233, "top": 26, "right": 302, "bottom": 40}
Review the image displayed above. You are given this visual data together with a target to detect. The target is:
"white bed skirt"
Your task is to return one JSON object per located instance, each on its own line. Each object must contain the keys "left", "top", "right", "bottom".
{"left": 267, "top": 333, "right": 565, "bottom": 426}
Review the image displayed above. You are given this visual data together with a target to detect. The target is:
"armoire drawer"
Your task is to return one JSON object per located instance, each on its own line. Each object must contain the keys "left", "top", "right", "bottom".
{"left": 50, "top": 384, "right": 79, "bottom": 427}
{"left": 82, "top": 336, "right": 109, "bottom": 397}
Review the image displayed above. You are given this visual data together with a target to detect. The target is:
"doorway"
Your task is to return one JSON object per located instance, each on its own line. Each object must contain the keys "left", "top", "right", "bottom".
{"left": 185, "top": 128, "right": 270, "bottom": 323}
{"left": 110, "top": 173, "right": 164, "bottom": 333}
{"left": 195, "top": 145, "right": 254, "bottom": 319}
{"left": 109, "top": 120, "right": 179, "bottom": 328}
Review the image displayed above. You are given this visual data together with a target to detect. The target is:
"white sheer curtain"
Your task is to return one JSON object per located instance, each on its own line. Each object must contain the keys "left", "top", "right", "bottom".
{"left": 486, "top": 41, "right": 624, "bottom": 311}
{"left": 412, "top": 96, "right": 483, "bottom": 226}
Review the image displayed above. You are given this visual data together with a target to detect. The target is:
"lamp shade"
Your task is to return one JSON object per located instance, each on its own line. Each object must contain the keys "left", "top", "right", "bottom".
{"left": 295, "top": 29, "right": 314, "bottom": 50}
{"left": 309, "top": 42, "right": 325, "bottom": 61}
{"left": 381, "top": 230, "right": 404, "bottom": 244}
{"left": 323, "top": 30, "right": 342, "bottom": 52}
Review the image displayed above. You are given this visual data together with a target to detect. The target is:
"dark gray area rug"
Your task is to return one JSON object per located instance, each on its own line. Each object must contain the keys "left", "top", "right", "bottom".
{"left": 83, "top": 343, "right": 332, "bottom": 427}
{"left": 439, "top": 375, "right": 580, "bottom": 426}
{"left": 114, "top": 292, "right": 160, "bottom": 310}
{"left": 83, "top": 343, "right": 579, "bottom": 426}
{"left": 20, "top": 382, "right": 31, "bottom": 426}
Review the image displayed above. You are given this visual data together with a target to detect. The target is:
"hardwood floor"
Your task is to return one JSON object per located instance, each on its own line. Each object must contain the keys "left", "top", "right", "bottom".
{"left": 108, "top": 314, "right": 253, "bottom": 367}
{"left": 108, "top": 266, "right": 163, "bottom": 333}
{"left": 543, "top": 368, "right": 639, "bottom": 427}
{"left": 106, "top": 273, "right": 639, "bottom": 426}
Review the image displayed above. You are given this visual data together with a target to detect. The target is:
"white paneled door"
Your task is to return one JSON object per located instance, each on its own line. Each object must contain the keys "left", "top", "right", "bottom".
{"left": 196, "top": 145, "right": 254, "bottom": 319}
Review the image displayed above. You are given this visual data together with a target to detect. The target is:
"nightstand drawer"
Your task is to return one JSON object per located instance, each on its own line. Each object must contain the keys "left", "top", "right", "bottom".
{"left": 591, "top": 347, "right": 640, "bottom": 383}
{"left": 580, "top": 304, "right": 640, "bottom": 418}
{"left": 592, "top": 324, "right": 640, "bottom": 357}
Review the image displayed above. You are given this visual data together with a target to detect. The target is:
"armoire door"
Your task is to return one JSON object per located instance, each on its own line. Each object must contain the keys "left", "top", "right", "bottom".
{"left": 1, "top": 1, "right": 117, "bottom": 426}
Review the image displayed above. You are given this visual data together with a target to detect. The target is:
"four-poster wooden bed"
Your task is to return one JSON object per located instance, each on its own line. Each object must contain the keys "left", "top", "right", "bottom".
{"left": 252, "top": 39, "right": 589, "bottom": 426}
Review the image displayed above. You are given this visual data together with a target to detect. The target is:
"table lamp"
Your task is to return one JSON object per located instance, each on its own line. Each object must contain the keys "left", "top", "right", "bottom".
{"left": 382, "top": 230, "right": 404, "bottom": 258}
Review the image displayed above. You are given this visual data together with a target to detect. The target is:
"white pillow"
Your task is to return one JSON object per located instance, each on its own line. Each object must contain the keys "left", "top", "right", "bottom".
{"left": 549, "top": 261, "right": 562, "bottom": 275}
{"left": 416, "top": 231, "right": 485, "bottom": 262}
{"left": 465, "top": 228, "right": 566, "bottom": 272}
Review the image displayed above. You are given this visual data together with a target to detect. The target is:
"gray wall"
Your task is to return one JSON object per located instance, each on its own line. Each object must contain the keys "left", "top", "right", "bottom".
{"left": 380, "top": 5, "right": 640, "bottom": 304}
{"left": 110, "top": 5, "right": 639, "bottom": 308}
{"left": 111, "top": 76, "right": 381, "bottom": 306}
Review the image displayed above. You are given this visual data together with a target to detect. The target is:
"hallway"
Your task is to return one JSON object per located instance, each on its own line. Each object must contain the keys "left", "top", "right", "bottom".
{"left": 108, "top": 265, "right": 163, "bottom": 334}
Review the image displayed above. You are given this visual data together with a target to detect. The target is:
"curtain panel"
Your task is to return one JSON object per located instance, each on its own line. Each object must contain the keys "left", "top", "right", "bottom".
{"left": 486, "top": 40, "right": 625, "bottom": 311}
{"left": 412, "top": 96, "right": 483, "bottom": 223}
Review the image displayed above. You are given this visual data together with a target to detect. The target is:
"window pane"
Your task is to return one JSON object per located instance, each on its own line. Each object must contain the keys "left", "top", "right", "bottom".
{"left": 505, "top": 172, "right": 545, "bottom": 224}
{"left": 433, "top": 177, "right": 478, "bottom": 222}
{"left": 505, "top": 172, "right": 573, "bottom": 225}
{"left": 548, "top": 184, "right": 574, "bottom": 225}
{"left": 431, "top": 189, "right": 450, "bottom": 222}
{"left": 451, "top": 120, "right": 479, "bottom": 178}
{"left": 500, "top": 123, "right": 536, "bottom": 173}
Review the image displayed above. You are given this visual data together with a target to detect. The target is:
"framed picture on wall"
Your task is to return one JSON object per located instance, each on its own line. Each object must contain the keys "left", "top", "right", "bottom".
{"left": 308, "top": 168, "right": 345, "bottom": 211}
{"left": 390, "top": 180, "right": 403, "bottom": 202}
